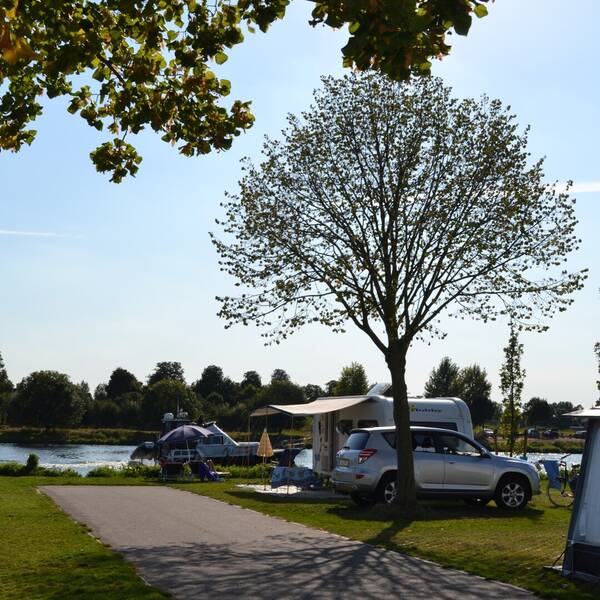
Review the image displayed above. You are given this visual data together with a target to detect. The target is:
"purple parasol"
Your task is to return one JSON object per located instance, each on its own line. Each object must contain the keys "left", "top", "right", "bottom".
{"left": 157, "top": 425, "right": 213, "bottom": 444}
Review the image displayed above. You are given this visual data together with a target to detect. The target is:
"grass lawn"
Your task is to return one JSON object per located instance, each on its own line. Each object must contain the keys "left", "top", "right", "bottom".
{"left": 177, "top": 480, "right": 599, "bottom": 600}
{"left": 2, "top": 474, "right": 598, "bottom": 600}
{"left": 0, "top": 476, "right": 167, "bottom": 599}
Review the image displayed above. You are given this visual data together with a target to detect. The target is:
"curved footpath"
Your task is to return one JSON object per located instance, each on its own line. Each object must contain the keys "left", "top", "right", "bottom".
{"left": 41, "top": 486, "right": 537, "bottom": 599}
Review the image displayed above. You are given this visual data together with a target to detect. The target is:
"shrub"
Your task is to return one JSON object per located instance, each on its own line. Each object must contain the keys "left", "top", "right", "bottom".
{"left": 0, "top": 462, "right": 25, "bottom": 476}
{"left": 24, "top": 453, "right": 39, "bottom": 473}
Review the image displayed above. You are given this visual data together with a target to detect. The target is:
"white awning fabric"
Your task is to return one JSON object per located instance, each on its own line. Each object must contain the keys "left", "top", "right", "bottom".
{"left": 564, "top": 407, "right": 600, "bottom": 419}
{"left": 250, "top": 396, "right": 370, "bottom": 418}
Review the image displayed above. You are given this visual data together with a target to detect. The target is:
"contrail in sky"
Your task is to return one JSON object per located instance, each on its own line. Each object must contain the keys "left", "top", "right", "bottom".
{"left": 555, "top": 181, "right": 600, "bottom": 193}
{"left": 0, "top": 229, "right": 70, "bottom": 238}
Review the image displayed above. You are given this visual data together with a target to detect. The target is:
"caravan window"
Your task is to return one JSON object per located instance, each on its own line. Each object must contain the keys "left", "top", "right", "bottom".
{"left": 336, "top": 420, "right": 353, "bottom": 435}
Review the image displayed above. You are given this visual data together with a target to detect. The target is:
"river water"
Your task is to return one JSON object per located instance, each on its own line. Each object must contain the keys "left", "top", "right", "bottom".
{"left": 0, "top": 443, "right": 582, "bottom": 475}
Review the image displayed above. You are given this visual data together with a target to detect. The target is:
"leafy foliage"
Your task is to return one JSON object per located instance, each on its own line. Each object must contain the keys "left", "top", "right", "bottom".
{"left": 0, "top": 351, "right": 13, "bottom": 425}
{"left": 424, "top": 357, "right": 460, "bottom": 398}
{"left": 0, "top": 0, "right": 489, "bottom": 181}
{"left": 455, "top": 364, "right": 496, "bottom": 426}
{"left": 10, "top": 371, "right": 89, "bottom": 428}
{"left": 523, "top": 397, "right": 553, "bottom": 426}
{"left": 334, "top": 362, "right": 369, "bottom": 396}
{"left": 147, "top": 361, "right": 186, "bottom": 386}
{"left": 141, "top": 379, "right": 201, "bottom": 427}
{"left": 213, "top": 72, "right": 585, "bottom": 506}
{"left": 106, "top": 367, "right": 142, "bottom": 399}
{"left": 500, "top": 323, "right": 525, "bottom": 455}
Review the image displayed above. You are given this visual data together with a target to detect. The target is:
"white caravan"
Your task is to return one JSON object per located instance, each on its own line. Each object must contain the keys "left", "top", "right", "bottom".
{"left": 251, "top": 383, "right": 473, "bottom": 476}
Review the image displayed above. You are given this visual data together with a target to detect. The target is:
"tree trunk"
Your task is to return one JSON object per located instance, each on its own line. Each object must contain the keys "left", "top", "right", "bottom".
{"left": 385, "top": 343, "right": 418, "bottom": 509}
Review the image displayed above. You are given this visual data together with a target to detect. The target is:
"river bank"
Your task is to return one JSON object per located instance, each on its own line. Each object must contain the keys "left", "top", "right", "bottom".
{"left": 0, "top": 426, "right": 158, "bottom": 445}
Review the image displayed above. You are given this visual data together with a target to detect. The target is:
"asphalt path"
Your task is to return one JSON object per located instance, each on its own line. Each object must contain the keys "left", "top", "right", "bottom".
{"left": 41, "top": 486, "right": 537, "bottom": 599}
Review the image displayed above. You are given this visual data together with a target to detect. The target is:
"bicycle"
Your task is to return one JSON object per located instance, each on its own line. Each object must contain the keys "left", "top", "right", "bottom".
{"left": 537, "top": 455, "right": 578, "bottom": 508}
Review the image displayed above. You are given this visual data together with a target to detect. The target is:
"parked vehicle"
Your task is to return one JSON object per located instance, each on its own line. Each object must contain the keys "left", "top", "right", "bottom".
{"left": 542, "top": 429, "right": 560, "bottom": 439}
{"left": 527, "top": 428, "right": 541, "bottom": 439}
{"left": 572, "top": 430, "right": 587, "bottom": 440}
{"left": 483, "top": 428, "right": 495, "bottom": 438}
{"left": 332, "top": 426, "right": 541, "bottom": 510}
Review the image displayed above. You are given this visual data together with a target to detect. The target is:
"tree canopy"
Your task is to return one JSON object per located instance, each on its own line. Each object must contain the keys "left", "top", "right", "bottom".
{"left": 106, "top": 367, "right": 141, "bottom": 400}
{"left": 424, "top": 357, "right": 460, "bottom": 398}
{"left": 213, "top": 72, "right": 585, "bottom": 507}
{"left": 10, "top": 370, "right": 89, "bottom": 428}
{"left": 334, "top": 362, "right": 369, "bottom": 396}
{"left": 455, "top": 364, "right": 495, "bottom": 426}
{"left": 500, "top": 323, "right": 525, "bottom": 455}
{"left": 147, "top": 361, "right": 186, "bottom": 386}
{"left": 0, "top": 0, "right": 489, "bottom": 181}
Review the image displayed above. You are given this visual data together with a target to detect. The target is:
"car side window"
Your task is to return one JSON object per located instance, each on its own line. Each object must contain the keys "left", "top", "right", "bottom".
{"left": 438, "top": 434, "right": 481, "bottom": 457}
{"left": 412, "top": 433, "right": 438, "bottom": 453}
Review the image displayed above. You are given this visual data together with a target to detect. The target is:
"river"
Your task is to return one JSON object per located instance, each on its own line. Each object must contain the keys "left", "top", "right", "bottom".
{"left": 0, "top": 443, "right": 582, "bottom": 475}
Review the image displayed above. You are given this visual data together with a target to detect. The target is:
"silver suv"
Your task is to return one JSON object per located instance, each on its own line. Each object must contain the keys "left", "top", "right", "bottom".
{"left": 332, "top": 426, "right": 540, "bottom": 510}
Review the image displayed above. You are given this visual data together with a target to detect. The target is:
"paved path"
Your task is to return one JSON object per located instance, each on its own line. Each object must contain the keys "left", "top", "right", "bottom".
{"left": 41, "top": 486, "right": 537, "bottom": 600}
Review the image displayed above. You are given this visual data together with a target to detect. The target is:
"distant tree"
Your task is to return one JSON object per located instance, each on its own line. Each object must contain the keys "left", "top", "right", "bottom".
{"left": 271, "top": 369, "right": 290, "bottom": 383}
{"left": 115, "top": 391, "right": 143, "bottom": 427}
{"left": 455, "top": 365, "right": 496, "bottom": 426}
{"left": 0, "top": 352, "right": 14, "bottom": 425}
{"left": 192, "top": 365, "right": 237, "bottom": 405}
{"left": 147, "top": 362, "right": 185, "bottom": 386}
{"left": 141, "top": 380, "right": 201, "bottom": 427}
{"left": 241, "top": 370, "right": 262, "bottom": 388}
{"left": 106, "top": 368, "right": 142, "bottom": 400}
{"left": 552, "top": 401, "right": 583, "bottom": 429}
{"left": 523, "top": 397, "right": 554, "bottom": 426}
{"left": 424, "top": 357, "right": 461, "bottom": 398}
{"left": 595, "top": 341, "right": 600, "bottom": 407}
{"left": 11, "top": 371, "right": 87, "bottom": 428}
{"left": 258, "top": 380, "right": 304, "bottom": 407}
{"left": 94, "top": 383, "right": 108, "bottom": 401}
{"left": 303, "top": 384, "right": 325, "bottom": 402}
{"left": 334, "top": 363, "right": 369, "bottom": 396}
{"left": 325, "top": 380, "right": 338, "bottom": 396}
{"left": 500, "top": 324, "right": 525, "bottom": 456}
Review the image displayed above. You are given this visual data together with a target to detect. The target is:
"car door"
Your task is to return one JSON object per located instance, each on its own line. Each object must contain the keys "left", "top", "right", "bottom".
{"left": 412, "top": 431, "right": 445, "bottom": 490}
{"left": 437, "top": 433, "right": 493, "bottom": 491}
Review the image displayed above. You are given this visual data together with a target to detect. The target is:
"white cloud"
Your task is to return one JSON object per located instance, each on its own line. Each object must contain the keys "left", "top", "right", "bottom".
{"left": 0, "top": 229, "right": 67, "bottom": 238}
{"left": 554, "top": 181, "right": 600, "bottom": 194}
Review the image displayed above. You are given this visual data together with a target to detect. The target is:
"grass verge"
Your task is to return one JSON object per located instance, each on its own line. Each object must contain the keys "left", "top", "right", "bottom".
{"left": 0, "top": 477, "right": 167, "bottom": 599}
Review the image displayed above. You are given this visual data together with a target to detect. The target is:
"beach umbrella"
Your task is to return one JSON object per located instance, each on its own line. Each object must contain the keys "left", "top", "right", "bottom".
{"left": 257, "top": 429, "right": 273, "bottom": 489}
{"left": 157, "top": 425, "right": 212, "bottom": 444}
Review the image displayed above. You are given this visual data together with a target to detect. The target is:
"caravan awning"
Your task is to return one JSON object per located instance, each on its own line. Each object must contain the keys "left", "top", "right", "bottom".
{"left": 250, "top": 396, "right": 370, "bottom": 418}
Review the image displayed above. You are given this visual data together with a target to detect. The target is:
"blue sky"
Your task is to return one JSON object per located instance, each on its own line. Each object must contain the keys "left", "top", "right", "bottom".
{"left": 1, "top": 0, "right": 598, "bottom": 407}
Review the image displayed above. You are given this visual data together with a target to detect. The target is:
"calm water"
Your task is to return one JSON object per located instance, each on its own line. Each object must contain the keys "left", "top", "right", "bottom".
{"left": 0, "top": 444, "right": 582, "bottom": 476}
{"left": 0, "top": 443, "right": 137, "bottom": 475}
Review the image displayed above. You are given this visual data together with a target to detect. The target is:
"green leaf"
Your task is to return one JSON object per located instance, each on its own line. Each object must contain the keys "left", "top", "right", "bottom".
{"left": 348, "top": 22, "right": 360, "bottom": 34}
{"left": 215, "top": 51, "right": 228, "bottom": 65}
{"left": 474, "top": 4, "right": 488, "bottom": 18}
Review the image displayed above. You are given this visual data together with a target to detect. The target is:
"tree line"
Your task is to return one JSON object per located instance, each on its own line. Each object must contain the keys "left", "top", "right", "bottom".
{"left": 0, "top": 355, "right": 370, "bottom": 431}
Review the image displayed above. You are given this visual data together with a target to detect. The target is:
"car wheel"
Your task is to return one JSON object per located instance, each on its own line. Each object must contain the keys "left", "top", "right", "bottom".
{"left": 350, "top": 492, "right": 376, "bottom": 508}
{"left": 495, "top": 476, "right": 529, "bottom": 510}
{"left": 464, "top": 497, "right": 490, "bottom": 506}
{"left": 377, "top": 473, "right": 397, "bottom": 505}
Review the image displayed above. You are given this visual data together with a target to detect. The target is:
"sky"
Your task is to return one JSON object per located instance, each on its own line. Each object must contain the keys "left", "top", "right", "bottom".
{"left": 1, "top": 0, "right": 599, "bottom": 407}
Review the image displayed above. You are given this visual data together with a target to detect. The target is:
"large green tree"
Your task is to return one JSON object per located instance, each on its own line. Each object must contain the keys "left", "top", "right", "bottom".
{"left": 142, "top": 379, "right": 201, "bottom": 426}
{"left": 0, "top": 0, "right": 489, "bottom": 181}
{"left": 10, "top": 371, "right": 88, "bottom": 428}
{"left": 334, "top": 362, "right": 369, "bottom": 396}
{"left": 523, "top": 396, "right": 553, "bottom": 427}
{"left": 0, "top": 352, "right": 13, "bottom": 425}
{"left": 499, "top": 323, "right": 525, "bottom": 456}
{"left": 147, "top": 361, "right": 186, "bottom": 386}
{"left": 424, "top": 357, "right": 460, "bottom": 398}
{"left": 213, "top": 73, "right": 585, "bottom": 508}
{"left": 106, "top": 367, "right": 142, "bottom": 400}
{"left": 455, "top": 364, "right": 495, "bottom": 426}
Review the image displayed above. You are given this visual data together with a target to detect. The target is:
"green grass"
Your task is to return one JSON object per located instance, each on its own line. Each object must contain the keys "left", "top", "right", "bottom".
{"left": 0, "top": 477, "right": 167, "bottom": 599}
{"left": 3, "top": 473, "right": 598, "bottom": 600}
{"left": 178, "top": 481, "right": 599, "bottom": 600}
